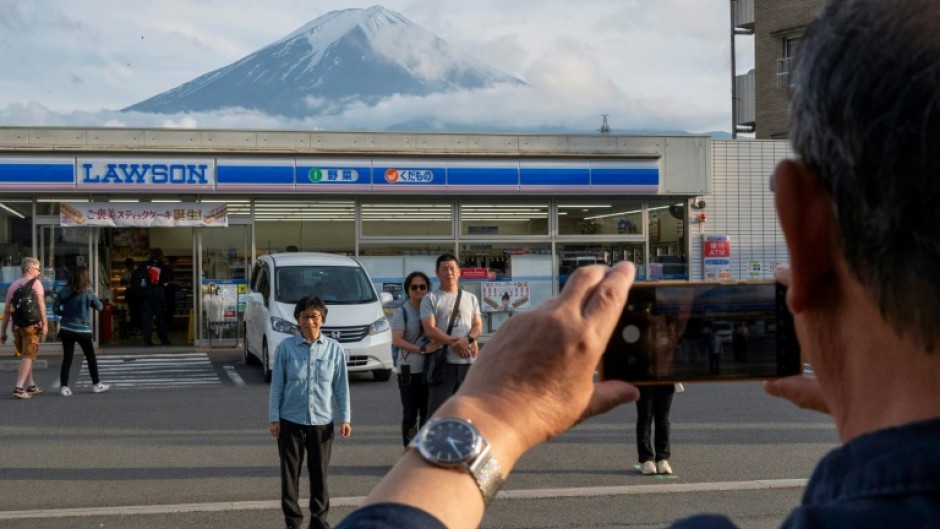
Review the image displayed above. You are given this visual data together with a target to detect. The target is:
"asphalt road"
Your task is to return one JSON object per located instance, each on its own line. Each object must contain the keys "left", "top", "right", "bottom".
{"left": 0, "top": 348, "right": 838, "bottom": 528}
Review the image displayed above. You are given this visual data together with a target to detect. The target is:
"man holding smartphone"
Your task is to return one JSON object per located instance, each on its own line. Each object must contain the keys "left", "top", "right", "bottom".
{"left": 333, "top": 1, "right": 940, "bottom": 528}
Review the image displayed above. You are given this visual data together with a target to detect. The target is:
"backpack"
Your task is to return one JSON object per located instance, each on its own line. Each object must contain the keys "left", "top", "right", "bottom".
{"left": 146, "top": 265, "right": 161, "bottom": 285}
{"left": 130, "top": 265, "right": 150, "bottom": 297}
{"left": 11, "top": 278, "right": 42, "bottom": 327}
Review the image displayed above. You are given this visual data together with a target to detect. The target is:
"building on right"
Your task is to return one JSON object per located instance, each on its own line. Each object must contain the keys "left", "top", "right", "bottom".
{"left": 733, "top": 0, "right": 825, "bottom": 139}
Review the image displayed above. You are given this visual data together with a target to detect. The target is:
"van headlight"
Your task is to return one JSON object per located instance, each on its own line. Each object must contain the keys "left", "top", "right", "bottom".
{"left": 271, "top": 317, "right": 298, "bottom": 335}
{"left": 369, "top": 317, "right": 390, "bottom": 335}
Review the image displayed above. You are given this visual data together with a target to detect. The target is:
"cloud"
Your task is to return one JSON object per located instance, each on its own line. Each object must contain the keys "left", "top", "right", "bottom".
{"left": 0, "top": 77, "right": 727, "bottom": 134}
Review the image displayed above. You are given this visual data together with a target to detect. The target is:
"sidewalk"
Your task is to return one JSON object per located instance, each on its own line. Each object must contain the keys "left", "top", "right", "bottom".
{"left": 0, "top": 343, "right": 240, "bottom": 371}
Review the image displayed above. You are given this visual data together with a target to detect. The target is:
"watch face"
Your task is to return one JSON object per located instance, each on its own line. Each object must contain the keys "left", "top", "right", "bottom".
{"left": 422, "top": 419, "right": 478, "bottom": 464}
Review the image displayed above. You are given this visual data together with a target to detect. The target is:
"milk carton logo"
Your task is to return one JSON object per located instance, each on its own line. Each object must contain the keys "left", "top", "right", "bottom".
{"left": 384, "top": 168, "right": 434, "bottom": 184}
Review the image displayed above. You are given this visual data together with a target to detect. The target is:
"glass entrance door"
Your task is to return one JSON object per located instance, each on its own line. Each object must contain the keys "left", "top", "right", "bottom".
{"left": 38, "top": 224, "right": 97, "bottom": 344}
{"left": 197, "top": 223, "right": 251, "bottom": 347}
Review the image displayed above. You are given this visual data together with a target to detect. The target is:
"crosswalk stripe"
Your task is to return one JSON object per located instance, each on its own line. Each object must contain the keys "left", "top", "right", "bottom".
{"left": 74, "top": 353, "right": 221, "bottom": 390}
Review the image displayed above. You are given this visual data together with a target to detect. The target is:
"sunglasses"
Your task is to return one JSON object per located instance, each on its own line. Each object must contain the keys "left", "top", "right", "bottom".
{"left": 409, "top": 284, "right": 428, "bottom": 291}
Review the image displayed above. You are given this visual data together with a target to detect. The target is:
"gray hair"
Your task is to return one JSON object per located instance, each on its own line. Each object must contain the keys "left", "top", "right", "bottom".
{"left": 20, "top": 257, "right": 40, "bottom": 274}
{"left": 789, "top": 0, "right": 940, "bottom": 350}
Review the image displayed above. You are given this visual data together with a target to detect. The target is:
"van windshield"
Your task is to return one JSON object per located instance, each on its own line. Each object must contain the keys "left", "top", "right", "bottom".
{"left": 275, "top": 266, "right": 377, "bottom": 305}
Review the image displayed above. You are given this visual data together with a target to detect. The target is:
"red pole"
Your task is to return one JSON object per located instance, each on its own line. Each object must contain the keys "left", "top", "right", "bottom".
{"left": 101, "top": 300, "right": 112, "bottom": 342}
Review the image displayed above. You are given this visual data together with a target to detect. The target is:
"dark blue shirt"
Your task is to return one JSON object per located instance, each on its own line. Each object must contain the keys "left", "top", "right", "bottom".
{"left": 335, "top": 418, "right": 940, "bottom": 529}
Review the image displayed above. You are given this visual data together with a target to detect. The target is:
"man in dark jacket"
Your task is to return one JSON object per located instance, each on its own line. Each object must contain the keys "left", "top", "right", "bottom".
{"left": 140, "top": 247, "right": 173, "bottom": 346}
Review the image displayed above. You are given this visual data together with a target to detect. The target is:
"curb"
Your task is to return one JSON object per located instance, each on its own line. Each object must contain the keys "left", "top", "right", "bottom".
{"left": 0, "top": 359, "right": 48, "bottom": 371}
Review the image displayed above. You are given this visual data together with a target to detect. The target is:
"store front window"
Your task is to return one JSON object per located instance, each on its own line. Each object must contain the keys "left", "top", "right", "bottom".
{"left": 253, "top": 198, "right": 355, "bottom": 254}
{"left": 647, "top": 199, "right": 688, "bottom": 280}
{"left": 0, "top": 199, "right": 33, "bottom": 337}
{"left": 556, "top": 243, "right": 646, "bottom": 291}
{"left": 361, "top": 200, "right": 454, "bottom": 237}
{"left": 458, "top": 242, "right": 552, "bottom": 333}
{"left": 557, "top": 198, "right": 644, "bottom": 236}
{"left": 0, "top": 200, "right": 35, "bottom": 282}
{"left": 459, "top": 201, "right": 549, "bottom": 236}
{"left": 358, "top": 242, "right": 455, "bottom": 314}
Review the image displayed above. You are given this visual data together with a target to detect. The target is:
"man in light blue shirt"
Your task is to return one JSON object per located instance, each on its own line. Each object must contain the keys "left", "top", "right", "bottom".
{"left": 269, "top": 295, "right": 351, "bottom": 529}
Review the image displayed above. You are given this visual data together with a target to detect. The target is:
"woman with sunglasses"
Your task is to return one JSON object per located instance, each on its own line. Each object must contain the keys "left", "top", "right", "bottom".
{"left": 390, "top": 271, "right": 441, "bottom": 446}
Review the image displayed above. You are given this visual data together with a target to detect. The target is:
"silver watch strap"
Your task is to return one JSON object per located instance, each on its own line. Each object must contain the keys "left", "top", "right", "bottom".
{"left": 468, "top": 443, "right": 505, "bottom": 504}
{"left": 472, "top": 452, "right": 505, "bottom": 504}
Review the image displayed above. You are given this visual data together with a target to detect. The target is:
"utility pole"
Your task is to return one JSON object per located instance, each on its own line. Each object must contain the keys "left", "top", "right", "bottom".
{"left": 599, "top": 114, "right": 611, "bottom": 134}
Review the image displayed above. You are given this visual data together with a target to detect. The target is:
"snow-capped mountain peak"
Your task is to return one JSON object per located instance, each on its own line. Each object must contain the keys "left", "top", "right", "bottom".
{"left": 124, "top": 5, "right": 523, "bottom": 119}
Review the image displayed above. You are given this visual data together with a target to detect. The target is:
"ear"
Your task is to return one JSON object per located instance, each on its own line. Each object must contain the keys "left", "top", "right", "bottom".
{"left": 773, "top": 159, "right": 837, "bottom": 313}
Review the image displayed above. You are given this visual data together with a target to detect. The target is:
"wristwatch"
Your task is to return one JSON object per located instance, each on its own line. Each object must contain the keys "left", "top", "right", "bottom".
{"left": 409, "top": 417, "right": 505, "bottom": 504}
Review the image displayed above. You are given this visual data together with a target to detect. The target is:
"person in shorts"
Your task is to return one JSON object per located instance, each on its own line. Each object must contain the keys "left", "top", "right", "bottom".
{"left": 1, "top": 257, "right": 49, "bottom": 399}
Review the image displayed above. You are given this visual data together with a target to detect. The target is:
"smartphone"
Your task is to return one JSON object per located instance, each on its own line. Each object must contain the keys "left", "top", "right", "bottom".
{"left": 599, "top": 281, "right": 801, "bottom": 383}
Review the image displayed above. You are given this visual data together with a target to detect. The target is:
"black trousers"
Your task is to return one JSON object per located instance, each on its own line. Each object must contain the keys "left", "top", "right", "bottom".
{"left": 140, "top": 288, "right": 169, "bottom": 344}
{"left": 398, "top": 374, "right": 429, "bottom": 446}
{"left": 635, "top": 385, "right": 675, "bottom": 463}
{"left": 426, "top": 363, "right": 471, "bottom": 417}
{"left": 59, "top": 329, "right": 100, "bottom": 386}
{"left": 709, "top": 352, "right": 721, "bottom": 374}
{"left": 127, "top": 295, "right": 142, "bottom": 331}
{"left": 278, "top": 419, "right": 334, "bottom": 529}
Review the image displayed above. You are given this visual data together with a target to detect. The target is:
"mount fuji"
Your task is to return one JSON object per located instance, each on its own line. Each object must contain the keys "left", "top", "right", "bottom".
{"left": 123, "top": 6, "right": 525, "bottom": 120}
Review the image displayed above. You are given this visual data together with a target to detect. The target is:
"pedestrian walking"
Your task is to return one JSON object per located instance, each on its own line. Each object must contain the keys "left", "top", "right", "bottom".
{"left": 54, "top": 266, "right": 109, "bottom": 396}
{"left": 1, "top": 257, "right": 48, "bottom": 399}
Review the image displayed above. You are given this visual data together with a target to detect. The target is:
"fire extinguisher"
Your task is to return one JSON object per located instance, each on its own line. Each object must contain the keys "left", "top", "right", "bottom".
{"left": 101, "top": 300, "right": 112, "bottom": 342}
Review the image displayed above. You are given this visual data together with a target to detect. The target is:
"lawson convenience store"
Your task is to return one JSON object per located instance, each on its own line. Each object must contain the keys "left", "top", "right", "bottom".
{"left": 0, "top": 128, "right": 709, "bottom": 347}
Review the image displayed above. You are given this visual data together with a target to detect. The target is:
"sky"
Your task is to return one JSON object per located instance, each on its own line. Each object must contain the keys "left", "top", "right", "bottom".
{"left": 0, "top": 0, "right": 753, "bottom": 134}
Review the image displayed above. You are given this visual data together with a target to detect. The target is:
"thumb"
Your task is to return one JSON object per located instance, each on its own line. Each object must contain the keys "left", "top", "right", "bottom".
{"left": 764, "top": 376, "right": 830, "bottom": 414}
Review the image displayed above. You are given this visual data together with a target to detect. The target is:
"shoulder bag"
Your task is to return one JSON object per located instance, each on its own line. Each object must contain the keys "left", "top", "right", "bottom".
{"left": 391, "top": 305, "right": 406, "bottom": 368}
{"left": 425, "top": 290, "right": 462, "bottom": 386}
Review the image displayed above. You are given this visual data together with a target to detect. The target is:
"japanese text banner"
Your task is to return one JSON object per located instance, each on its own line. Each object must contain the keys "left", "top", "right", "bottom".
{"left": 60, "top": 202, "right": 228, "bottom": 227}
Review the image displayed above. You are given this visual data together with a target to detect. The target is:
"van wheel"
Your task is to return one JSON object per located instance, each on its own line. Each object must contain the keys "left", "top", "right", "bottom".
{"left": 373, "top": 369, "right": 392, "bottom": 382}
{"left": 262, "top": 340, "right": 273, "bottom": 383}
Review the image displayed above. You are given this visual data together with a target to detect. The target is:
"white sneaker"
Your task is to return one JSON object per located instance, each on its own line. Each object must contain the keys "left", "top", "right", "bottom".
{"left": 656, "top": 460, "right": 673, "bottom": 474}
{"left": 59, "top": 386, "right": 72, "bottom": 397}
{"left": 640, "top": 461, "right": 657, "bottom": 475}
{"left": 92, "top": 383, "right": 110, "bottom": 393}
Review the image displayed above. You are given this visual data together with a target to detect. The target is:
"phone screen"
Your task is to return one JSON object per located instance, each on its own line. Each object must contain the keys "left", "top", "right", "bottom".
{"left": 600, "top": 282, "right": 801, "bottom": 383}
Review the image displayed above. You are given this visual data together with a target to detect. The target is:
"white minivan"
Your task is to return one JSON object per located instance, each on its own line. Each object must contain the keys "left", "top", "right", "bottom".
{"left": 244, "top": 252, "right": 394, "bottom": 382}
